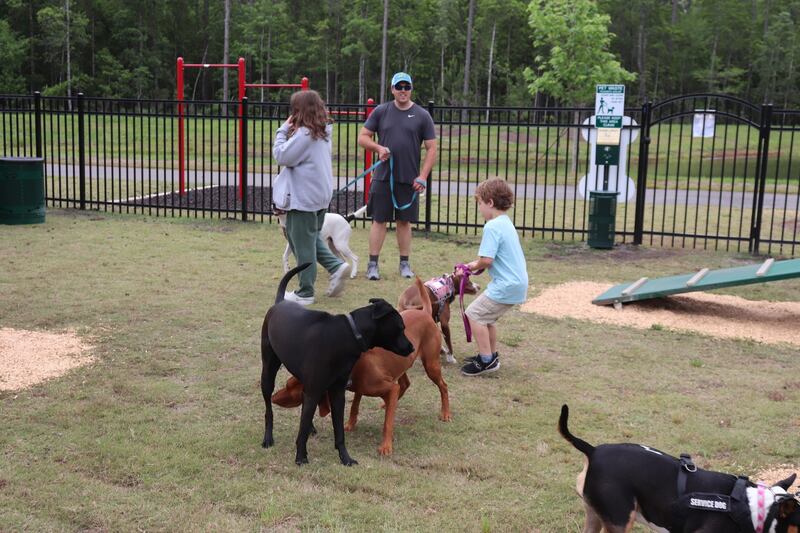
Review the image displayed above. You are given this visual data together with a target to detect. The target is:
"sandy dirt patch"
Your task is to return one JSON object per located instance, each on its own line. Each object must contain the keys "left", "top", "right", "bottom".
{"left": 0, "top": 328, "right": 94, "bottom": 391}
{"left": 521, "top": 282, "right": 800, "bottom": 346}
{"left": 753, "top": 465, "right": 799, "bottom": 489}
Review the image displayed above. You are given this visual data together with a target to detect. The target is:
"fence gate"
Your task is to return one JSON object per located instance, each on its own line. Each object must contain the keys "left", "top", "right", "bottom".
{"left": 634, "top": 94, "right": 769, "bottom": 254}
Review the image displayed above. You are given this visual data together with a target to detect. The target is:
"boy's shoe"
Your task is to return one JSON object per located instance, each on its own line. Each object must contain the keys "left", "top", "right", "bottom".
{"left": 399, "top": 260, "right": 414, "bottom": 278}
{"left": 284, "top": 291, "right": 315, "bottom": 306}
{"left": 463, "top": 351, "right": 499, "bottom": 364}
{"left": 326, "top": 262, "right": 351, "bottom": 297}
{"left": 366, "top": 261, "right": 380, "bottom": 280}
{"left": 461, "top": 354, "right": 500, "bottom": 376}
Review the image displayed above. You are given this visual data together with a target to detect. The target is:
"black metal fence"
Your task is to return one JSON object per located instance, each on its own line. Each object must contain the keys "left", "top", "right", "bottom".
{"left": 2, "top": 92, "right": 799, "bottom": 256}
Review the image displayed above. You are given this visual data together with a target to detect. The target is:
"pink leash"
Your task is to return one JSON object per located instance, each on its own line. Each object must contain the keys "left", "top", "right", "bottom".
{"left": 455, "top": 263, "right": 484, "bottom": 342}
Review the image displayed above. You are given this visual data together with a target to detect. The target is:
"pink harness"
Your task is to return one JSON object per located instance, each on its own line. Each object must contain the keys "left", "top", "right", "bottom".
{"left": 755, "top": 483, "right": 767, "bottom": 533}
{"left": 423, "top": 275, "right": 455, "bottom": 314}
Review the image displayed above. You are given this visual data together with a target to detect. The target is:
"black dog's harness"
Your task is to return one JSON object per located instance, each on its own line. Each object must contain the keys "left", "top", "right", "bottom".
{"left": 676, "top": 454, "right": 757, "bottom": 532}
{"left": 346, "top": 313, "right": 369, "bottom": 352}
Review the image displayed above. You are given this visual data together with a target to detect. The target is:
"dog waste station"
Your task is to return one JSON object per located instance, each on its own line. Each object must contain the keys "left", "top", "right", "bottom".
{"left": 588, "top": 84, "right": 624, "bottom": 249}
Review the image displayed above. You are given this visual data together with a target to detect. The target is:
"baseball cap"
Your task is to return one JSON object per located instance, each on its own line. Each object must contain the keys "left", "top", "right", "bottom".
{"left": 391, "top": 72, "right": 413, "bottom": 88}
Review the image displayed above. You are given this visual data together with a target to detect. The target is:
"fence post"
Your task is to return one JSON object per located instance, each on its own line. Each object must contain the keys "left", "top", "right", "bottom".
{"left": 34, "top": 92, "right": 42, "bottom": 158}
{"left": 633, "top": 101, "right": 651, "bottom": 245}
{"left": 364, "top": 98, "right": 376, "bottom": 205}
{"left": 425, "top": 100, "right": 435, "bottom": 233}
{"left": 750, "top": 103, "right": 773, "bottom": 254}
{"left": 241, "top": 96, "right": 249, "bottom": 222}
{"left": 77, "top": 92, "right": 86, "bottom": 210}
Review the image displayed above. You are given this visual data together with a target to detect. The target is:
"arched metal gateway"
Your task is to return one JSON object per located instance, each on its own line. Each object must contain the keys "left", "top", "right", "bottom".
{"left": 634, "top": 94, "right": 799, "bottom": 256}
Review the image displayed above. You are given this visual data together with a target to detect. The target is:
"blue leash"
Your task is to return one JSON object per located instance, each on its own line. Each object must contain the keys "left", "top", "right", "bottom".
{"left": 336, "top": 158, "right": 383, "bottom": 193}
{"left": 387, "top": 157, "right": 417, "bottom": 211}
{"left": 337, "top": 156, "right": 417, "bottom": 211}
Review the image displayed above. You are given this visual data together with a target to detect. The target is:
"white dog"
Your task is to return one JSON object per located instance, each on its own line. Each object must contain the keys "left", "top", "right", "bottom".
{"left": 278, "top": 205, "right": 365, "bottom": 278}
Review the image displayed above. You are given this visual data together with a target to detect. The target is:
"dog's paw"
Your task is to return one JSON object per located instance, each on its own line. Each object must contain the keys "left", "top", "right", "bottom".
{"left": 439, "top": 411, "right": 452, "bottom": 422}
{"left": 377, "top": 443, "right": 393, "bottom": 456}
{"left": 295, "top": 455, "right": 309, "bottom": 466}
{"left": 445, "top": 354, "right": 456, "bottom": 364}
{"left": 340, "top": 456, "right": 359, "bottom": 466}
{"left": 262, "top": 436, "right": 274, "bottom": 448}
{"left": 344, "top": 421, "right": 356, "bottom": 432}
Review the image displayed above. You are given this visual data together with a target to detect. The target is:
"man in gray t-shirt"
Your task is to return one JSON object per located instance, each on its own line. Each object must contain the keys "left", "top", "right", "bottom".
{"left": 357, "top": 72, "right": 437, "bottom": 281}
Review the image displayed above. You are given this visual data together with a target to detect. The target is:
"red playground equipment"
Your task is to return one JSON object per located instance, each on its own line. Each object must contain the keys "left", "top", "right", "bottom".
{"left": 176, "top": 56, "right": 308, "bottom": 198}
{"left": 177, "top": 57, "right": 376, "bottom": 205}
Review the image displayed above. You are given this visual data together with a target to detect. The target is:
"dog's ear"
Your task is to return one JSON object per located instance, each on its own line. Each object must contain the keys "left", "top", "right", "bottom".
{"left": 775, "top": 473, "right": 798, "bottom": 491}
{"left": 369, "top": 298, "right": 395, "bottom": 319}
{"left": 271, "top": 376, "right": 304, "bottom": 408}
{"left": 777, "top": 494, "right": 799, "bottom": 519}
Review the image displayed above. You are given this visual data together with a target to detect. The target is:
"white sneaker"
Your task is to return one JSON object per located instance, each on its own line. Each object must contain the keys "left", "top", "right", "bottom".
{"left": 326, "top": 262, "right": 351, "bottom": 297}
{"left": 284, "top": 291, "right": 315, "bottom": 306}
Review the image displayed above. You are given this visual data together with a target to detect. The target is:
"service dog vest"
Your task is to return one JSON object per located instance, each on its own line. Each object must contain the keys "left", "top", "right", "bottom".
{"left": 675, "top": 454, "right": 756, "bottom": 532}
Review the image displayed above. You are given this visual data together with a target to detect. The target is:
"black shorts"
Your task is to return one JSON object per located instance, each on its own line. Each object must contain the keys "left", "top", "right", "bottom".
{"left": 367, "top": 180, "right": 419, "bottom": 223}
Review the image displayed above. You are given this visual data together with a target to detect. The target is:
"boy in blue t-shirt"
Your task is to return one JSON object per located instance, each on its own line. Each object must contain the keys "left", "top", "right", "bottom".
{"left": 460, "top": 178, "right": 529, "bottom": 376}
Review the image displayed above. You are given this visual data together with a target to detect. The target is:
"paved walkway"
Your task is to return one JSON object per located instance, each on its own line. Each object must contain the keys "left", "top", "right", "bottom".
{"left": 45, "top": 163, "right": 800, "bottom": 209}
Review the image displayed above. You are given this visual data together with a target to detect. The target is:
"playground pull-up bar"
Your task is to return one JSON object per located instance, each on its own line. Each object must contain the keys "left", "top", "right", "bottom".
{"left": 246, "top": 79, "right": 309, "bottom": 91}
{"left": 177, "top": 56, "right": 376, "bottom": 207}
{"left": 176, "top": 57, "right": 247, "bottom": 198}
{"left": 176, "top": 56, "right": 307, "bottom": 199}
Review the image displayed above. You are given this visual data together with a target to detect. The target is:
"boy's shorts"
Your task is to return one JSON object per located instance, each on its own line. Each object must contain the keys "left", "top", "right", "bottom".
{"left": 367, "top": 180, "right": 419, "bottom": 223}
{"left": 465, "top": 292, "right": 514, "bottom": 325}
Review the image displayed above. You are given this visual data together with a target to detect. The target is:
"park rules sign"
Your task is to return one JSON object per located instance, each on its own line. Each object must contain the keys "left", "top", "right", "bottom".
{"left": 595, "top": 85, "right": 625, "bottom": 165}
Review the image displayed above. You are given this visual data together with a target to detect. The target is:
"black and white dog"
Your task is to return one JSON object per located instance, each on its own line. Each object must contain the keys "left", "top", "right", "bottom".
{"left": 559, "top": 405, "right": 800, "bottom": 532}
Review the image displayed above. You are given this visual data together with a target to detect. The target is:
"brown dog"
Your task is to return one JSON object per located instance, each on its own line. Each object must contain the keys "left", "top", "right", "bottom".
{"left": 272, "top": 277, "right": 451, "bottom": 456}
{"left": 396, "top": 270, "right": 479, "bottom": 363}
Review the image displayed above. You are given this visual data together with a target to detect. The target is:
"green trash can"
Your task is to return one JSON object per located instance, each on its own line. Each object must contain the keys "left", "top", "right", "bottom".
{"left": 587, "top": 190, "right": 619, "bottom": 249}
{"left": 0, "top": 157, "right": 46, "bottom": 225}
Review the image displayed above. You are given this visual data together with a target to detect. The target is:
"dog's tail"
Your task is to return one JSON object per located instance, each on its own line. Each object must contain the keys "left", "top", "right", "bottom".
{"left": 559, "top": 404, "right": 595, "bottom": 457}
{"left": 414, "top": 276, "right": 432, "bottom": 316}
{"left": 275, "top": 263, "right": 312, "bottom": 304}
{"left": 344, "top": 205, "right": 368, "bottom": 223}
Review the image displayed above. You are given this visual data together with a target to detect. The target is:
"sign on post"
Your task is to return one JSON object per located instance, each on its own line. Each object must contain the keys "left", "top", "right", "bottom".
{"left": 595, "top": 85, "right": 625, "bottom": 166}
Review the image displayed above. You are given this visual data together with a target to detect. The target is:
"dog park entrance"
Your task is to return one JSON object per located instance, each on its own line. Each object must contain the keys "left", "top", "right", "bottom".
{"left": 633, "top": 94, "right": 788, "bottom": 255}
{"left": 2, "top": 92, "right": 799, "bottom": 256}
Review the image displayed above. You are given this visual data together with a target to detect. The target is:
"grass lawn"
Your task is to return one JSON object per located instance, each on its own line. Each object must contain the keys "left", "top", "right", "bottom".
{"left": 1, "top": 210, "right": 799, "bottom": 531}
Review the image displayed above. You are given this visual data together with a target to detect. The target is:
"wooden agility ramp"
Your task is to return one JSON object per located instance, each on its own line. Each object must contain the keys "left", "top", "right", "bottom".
{"left": 592, "top": 258, "right": 800, "bottom": 307}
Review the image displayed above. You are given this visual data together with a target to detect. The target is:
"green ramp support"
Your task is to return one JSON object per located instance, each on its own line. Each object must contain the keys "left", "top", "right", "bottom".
{"left": 592, "top": 258, "right": 800, "bottom": 306}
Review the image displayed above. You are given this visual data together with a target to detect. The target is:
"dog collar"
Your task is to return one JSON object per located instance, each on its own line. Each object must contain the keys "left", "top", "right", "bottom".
{"left": 346, "top": 313, "right": 368, "bottom": 352}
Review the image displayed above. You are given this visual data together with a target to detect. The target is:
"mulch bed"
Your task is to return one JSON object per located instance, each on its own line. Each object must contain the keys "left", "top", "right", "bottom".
{"left": 125, "top": 185, "right": 365, "bottom": 217}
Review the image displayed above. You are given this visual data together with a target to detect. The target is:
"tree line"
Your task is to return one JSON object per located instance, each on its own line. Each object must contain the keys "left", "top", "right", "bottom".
{"left": 1, "top": 0, "right": 798, "bottom": 107}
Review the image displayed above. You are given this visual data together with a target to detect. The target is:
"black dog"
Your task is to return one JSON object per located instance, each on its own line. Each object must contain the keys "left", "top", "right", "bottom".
{"left": 559, "top": 405, "right": 800, "bottom": 532}
{"left": 261, "top": 263, "right": 414, "bottom": 465}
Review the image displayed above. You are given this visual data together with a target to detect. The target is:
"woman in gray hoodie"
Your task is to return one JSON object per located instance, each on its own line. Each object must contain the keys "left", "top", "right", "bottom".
{"left": 272, "top": 90, "right": 350, "bottom": 305}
